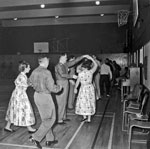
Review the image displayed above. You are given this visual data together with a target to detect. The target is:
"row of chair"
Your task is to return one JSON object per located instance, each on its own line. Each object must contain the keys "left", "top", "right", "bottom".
{"left": 121, "top": 84, "right": 150, "bottom": 149}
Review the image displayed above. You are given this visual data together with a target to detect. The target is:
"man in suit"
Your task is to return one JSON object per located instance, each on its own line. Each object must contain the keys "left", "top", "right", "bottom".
{"left": 55, "top": 53, "right": 86, "bottom": 124}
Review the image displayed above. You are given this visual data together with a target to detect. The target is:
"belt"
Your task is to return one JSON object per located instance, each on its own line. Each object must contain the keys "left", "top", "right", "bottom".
{"left": 36, "top": 91, "right": 49, "bottom": 94}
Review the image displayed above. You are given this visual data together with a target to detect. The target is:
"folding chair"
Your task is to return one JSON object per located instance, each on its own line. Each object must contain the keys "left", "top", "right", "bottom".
{"left": 128, "top": 119, "right": 150, "bottom": 149}
{"left": 122, "top": 89, "right": 149, "bottom": 131}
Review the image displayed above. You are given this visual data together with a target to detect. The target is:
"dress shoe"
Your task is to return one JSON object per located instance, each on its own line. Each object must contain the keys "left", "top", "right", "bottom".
{"left": 29, "top": 136, "right": 42, "bottom": 149}
{"left": 4, "top": 128, "right": 15, "bottom": 132}
{"left": 63, "top": 118, "right": 70, "bottom": 122}
{"left": 45, "top": 140, "right": 58, "bottom": 146}
{"left": 57, "top": 121, "right": 66, "bottom": 125}
{"left": 28, "top": 129, "right": 37, "bottom": 134}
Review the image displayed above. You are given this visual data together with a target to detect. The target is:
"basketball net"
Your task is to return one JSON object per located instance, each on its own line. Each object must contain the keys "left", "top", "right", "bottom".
{"left": 118, "top": 10, "right": 129, "bottom": 27}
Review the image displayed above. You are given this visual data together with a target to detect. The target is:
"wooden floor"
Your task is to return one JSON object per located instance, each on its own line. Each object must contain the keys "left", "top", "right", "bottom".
{"left": 0, "top": 80, "right": 147, "bottom": 149}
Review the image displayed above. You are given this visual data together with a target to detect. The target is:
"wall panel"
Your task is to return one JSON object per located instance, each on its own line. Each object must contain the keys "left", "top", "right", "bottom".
{"left": 0, "top": 53, "right": 128, "bottom": 79}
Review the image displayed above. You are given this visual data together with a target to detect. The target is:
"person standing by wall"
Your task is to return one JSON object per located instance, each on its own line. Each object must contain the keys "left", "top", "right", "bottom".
{"left": 100, "top": 59, "right": 112, "bottom": 97}
{"left": 113, "top": 60, "right": 121, "bottom": 85}
{"left": 29, "top": 55, "right": 62, "bottom": 149}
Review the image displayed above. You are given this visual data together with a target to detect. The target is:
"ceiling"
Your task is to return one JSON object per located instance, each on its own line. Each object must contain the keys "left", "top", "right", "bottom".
{"left": 0, "top": 0, "right": 130, "bottom": 27}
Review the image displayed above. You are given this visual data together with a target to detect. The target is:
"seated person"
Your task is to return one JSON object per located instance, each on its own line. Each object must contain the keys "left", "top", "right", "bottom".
{"left": 116, "top": 67, "right": 129, "bottom": 89}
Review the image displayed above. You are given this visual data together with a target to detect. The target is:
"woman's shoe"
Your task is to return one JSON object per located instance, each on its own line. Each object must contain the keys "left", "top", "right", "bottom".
{"left": 87, "top": 120, "right": 91, "bottom": 123}
{"left": 4, "top": 128, "right": 15, "bottom": 132}
{"left": 57, "top": 120, "right": 66, "bottom": 125}
{"left": 45, "top": 140, "right": 58, "bottom": 146}
{"left": 57, "top": 121, "right": 66, "bottom": 125}
{"left": 29, "top": 136, "right": 42, "bottom": 149}
{"left": 28, "top": 129, "right": 37, "bottom": 134}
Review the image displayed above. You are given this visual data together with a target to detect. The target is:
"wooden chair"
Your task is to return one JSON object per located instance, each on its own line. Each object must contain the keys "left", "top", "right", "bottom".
{"left": 122, "top": 88, "right": 148, "bottom": 131}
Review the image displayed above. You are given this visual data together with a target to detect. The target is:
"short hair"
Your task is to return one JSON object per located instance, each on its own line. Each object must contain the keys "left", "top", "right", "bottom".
{"left": 38, "top": 54, "right": 49, "bottom": 64}
{"left": 59, "top": 53, "right": 67, "bottom": 58}
{"left": 61, "top": 52, "right": 68, "bottom": 56}
{"left": 18, "top": 60, "right": 29, "bottom": 72}
{"left": 68, "top": 55, "right": 75, "bottom": 61}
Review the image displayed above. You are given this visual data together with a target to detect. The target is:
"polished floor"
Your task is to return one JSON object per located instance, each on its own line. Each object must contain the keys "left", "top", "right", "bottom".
{"left": 0, "top": 80, "right": 147, "bottom": 149}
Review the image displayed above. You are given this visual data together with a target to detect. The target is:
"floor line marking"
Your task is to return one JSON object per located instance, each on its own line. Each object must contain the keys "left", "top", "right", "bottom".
{"left": 108, "top": 113, "right": 115, "bottom": 149}
{"left": 0, "top": 108, "right": 114, "bottom": 117}
{"left": 0, "top": 109, "right": 114, "bottom": 118}
{"left": 95, "top": 114, "right": 113, "bottom": 118}
{"left": 96, "top": 111, "right": 114, "bottom": 114}
{"left": 67, "top": 113, "right": 114, "bottom": 117}
{"left": 0, "top": 142, "right": 61, "bottom": 149}
{"left": 67, "top": 111, "right": 114, "bottom": 114}
{"left": 132, "top": 140, "right": 147, "bottom": 143}
{"left": 0, "top": 108, "right": 114, "bottom": 114}
{"left": 0, "top": 143, "right": 37, "bottom": 148}
{"left": 64, "top": 121, "right": 84, "bottom": 149}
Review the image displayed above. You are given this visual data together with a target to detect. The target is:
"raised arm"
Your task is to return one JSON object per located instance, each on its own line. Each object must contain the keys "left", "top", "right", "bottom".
{"left": 66, "top": 56, "right": 83, "bottom": 68}
{"left": 66, "top": 54, "right": 90, "bottom": 68}
{"left": 84, "top": 55, "right": 98, "bottom": 73}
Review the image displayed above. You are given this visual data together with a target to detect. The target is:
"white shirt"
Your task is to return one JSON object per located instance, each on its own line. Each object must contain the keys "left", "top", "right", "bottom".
{"left": 100, "top": 63, "right": 112, "bottom": 80}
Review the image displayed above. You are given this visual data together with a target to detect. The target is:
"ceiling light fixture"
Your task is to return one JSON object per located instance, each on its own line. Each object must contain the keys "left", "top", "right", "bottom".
{"left": 55, "top": 16, "right": 59, "bottom": 19}
{"left": 95, "top": 1, "right": 100, "bottom": 5}
{"left": 40, "top": 4, "right": 45, "bottom": 8}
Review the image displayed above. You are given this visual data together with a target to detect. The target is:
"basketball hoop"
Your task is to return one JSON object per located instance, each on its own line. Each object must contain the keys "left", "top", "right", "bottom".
{"left": 118, "top": 10, "right": 129, "bottom": 27}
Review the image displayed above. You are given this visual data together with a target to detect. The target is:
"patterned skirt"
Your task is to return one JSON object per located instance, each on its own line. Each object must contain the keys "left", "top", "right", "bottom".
{"left": 5, "top": 88, "right": 35, "bottom": 126}
{"left": 75, "top": 84, "right": 96, "bottom": 115}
